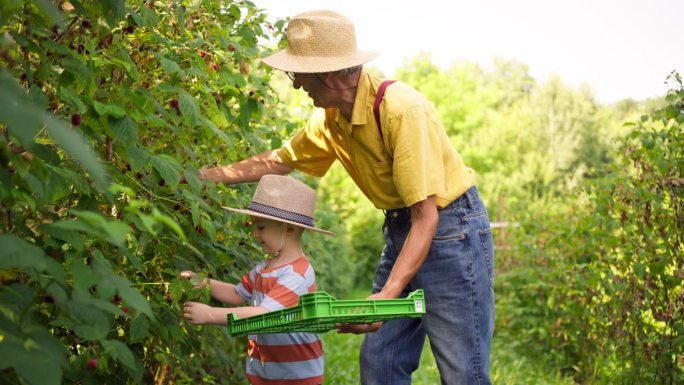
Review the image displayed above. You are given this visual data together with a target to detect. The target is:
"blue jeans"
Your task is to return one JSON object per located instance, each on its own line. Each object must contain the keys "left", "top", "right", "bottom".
{"left": 360, "top": 186, "right": 495, "bottom": 385}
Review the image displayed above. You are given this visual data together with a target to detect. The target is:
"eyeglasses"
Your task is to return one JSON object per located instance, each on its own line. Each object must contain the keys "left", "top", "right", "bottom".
{"left": 285, "top": 71, "right": 296, "bottom": 81}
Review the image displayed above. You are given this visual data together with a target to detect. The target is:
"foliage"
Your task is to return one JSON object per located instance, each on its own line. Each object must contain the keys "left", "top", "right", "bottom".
{"left": 0, "top": 0, "right": 303, "bottom": 383}
{"left": 498, "top": 72, "right": 683, "bottom": 383}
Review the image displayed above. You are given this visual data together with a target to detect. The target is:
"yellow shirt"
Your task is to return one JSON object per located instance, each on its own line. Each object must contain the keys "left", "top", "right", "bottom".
{"left": 277, "top": 69, "right": 476, "bottom": 209}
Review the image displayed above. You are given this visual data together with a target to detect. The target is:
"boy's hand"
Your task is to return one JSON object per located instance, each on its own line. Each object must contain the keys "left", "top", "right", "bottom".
{"left": 180, "top": 270, "right": 208, "bottom": 289}
{"left": 182, "top": 302, "right": 215, "bottom": 324}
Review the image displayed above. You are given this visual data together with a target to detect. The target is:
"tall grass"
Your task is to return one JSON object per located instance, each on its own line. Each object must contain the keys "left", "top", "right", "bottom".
{"left": 320, "top": 292, "right": 575, "bottom": 385}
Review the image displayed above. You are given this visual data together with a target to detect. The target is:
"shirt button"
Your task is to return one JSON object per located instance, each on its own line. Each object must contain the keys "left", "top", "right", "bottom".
{"left": 392, "top": 211, "right": 399, "bottom": 218}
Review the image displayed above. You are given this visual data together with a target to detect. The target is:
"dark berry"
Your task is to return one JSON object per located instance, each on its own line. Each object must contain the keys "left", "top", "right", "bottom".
{"left": 43, "top": 295, "right": 55, "bottom": 304}
{"left": 165, "top": 294, "right": 173, "bottom": 304}
{"left": 158, "top": 179, "right": 165, "bottom": 187}
{"left": 87, "top": 358, "right": 97, "bottom": 370}
{"left": 199, "top": 50, "right": 207, "bottom": 58}
{"left": 136, "top": 172, "right": 143, "bottom": 180}
{"left": 170, "top": 99, "right": 179, "bottom": 109}
{"left": 125, "top": 25, "right": 136, "bottom": 34}
{"left": 112, "top": 294, "right": 122, "bottom": 305}
{"left": 71, "top": 114, "right": 81, "bottom": 126}
{"left": 81, "top": 20, "right": 91, "bottom": 29}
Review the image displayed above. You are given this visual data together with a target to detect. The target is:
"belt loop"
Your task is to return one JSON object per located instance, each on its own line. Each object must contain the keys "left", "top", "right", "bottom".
{"left": 465, "top": 186, "right": 475, "bottom": 208}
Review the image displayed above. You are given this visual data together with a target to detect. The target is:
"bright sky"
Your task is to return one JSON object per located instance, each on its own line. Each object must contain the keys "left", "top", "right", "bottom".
{"left": 252, "top": 0, "right": 683, "bottom": 103}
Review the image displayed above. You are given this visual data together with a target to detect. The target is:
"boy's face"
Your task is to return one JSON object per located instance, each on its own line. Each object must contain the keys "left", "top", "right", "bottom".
{"left": 250, "top": 217, "right": 286, "bottom": 255}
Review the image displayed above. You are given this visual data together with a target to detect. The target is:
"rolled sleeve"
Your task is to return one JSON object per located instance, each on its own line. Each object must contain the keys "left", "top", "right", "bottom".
{"left": 390, "top": 106, "right": 446, "bottom": 207}
{"left": 277, "top": 109, "right": 336, "bottom": 177}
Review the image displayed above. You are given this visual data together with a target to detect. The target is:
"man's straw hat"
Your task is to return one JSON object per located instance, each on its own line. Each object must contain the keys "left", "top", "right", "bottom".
{"left": 223, "top": 175, "right": 334, "bottom": 236}
{"left": 261, "top": 10, "right": 378, "bottom": 73}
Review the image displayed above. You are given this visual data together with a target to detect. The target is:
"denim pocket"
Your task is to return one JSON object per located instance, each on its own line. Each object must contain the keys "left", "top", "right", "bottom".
{"left": 479, "top": 228, "right": 495, "bottom": 288}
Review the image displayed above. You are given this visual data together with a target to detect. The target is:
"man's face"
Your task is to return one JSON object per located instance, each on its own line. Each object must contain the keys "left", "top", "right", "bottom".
{"left": 291, "top": 73, "right": 334, "bottom": 108}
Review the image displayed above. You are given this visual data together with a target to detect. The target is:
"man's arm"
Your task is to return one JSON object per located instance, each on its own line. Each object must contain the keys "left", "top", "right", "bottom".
{"left": 199, "top": 150, "right": 293, "bottom": 184}
{"left": 374, "top": 195, "right": 438, "bottom": 299}
{"left": 337, "top": 195, "right": 438, "bottom": 334}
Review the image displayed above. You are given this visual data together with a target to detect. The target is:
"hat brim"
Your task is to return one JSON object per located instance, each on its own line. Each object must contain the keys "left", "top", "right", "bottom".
{"left": 223, "top": 206, "right": 335, "bottom": 236}
{"left": 261, "top": 49, "right": 379, "bottom": 73}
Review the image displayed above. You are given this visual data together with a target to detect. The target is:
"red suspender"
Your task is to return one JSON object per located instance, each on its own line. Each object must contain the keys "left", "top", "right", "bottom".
{"left": 373, "top": 80, "right": 396, "bottom": 141}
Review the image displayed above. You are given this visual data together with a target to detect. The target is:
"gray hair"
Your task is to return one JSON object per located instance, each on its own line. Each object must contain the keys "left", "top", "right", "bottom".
{"left": 334, "top": 65, "right": 362, "bottom": 77}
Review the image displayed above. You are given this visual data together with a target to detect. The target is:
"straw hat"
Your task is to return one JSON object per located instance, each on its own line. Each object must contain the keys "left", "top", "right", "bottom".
{"left": 261, "top": 10, "right": 379, "bottom": 73}
{"left": 223, "top": 175, "right": 334, "bottom": 236}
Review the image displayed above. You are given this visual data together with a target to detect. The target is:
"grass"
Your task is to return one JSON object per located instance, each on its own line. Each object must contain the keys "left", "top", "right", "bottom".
{"left": 322, "top": 331, "right": 575, "bottom": 385}
{"left": 320, "top": 291, "right": 575, "bottom": 385}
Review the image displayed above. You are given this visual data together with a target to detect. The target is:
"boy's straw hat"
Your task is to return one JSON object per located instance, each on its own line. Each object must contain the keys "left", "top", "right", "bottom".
{"left": 261, "top": 10, "right": 378, "bottom": 73}
{"left": 223, "top": 175, "right": 334, "bottom": 236}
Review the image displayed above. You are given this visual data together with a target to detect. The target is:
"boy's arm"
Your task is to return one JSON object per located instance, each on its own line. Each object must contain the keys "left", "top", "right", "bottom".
{"left": 180, "top": 271, "right": 246, "bottom": 306}
{"left": 182, "top": 302, "right": 269, "bottom": 325}
{"left": 208, "top": 279, "right": 246, "bottom": 306}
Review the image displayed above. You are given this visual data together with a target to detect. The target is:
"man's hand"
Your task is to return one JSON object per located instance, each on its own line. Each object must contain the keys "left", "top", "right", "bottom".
{"left": 182, "top": 302, "right": 215, "bottom": 324}
{"left": 335, "top": 291, "right": 395, "bottom": 334}
{"left": 335, "top": 321, "right": 383, "bottom": 334}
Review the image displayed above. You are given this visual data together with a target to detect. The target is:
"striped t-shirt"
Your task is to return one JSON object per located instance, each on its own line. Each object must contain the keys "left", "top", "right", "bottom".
{"left": 235, "top": 256, "right": 324, "bottom": 385}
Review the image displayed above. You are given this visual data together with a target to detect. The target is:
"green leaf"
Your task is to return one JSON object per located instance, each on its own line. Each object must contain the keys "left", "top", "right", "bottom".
{"left": 67, "top": 299, "right": 112, "bottom": 340}
{"left": 58, "top": 87, "right": 87, "bottom": 113}
{"left": 184, "top": 168, "right": 202, "bottom": 192}
{"left": 159, "top": 56, "right": 182, "bottom": 75}
{"left": 130, "top": 314, "right": 149, "bottom": 342}
{"left": 33, "top": 0, "right": 62, "bottom": 25}
{"left": 45, "top": 115, "right": 109, "bottom": 192}
{"left": 124, "top": 145, "right": 150, "bottom": 172}
{"left": 93, "top": 100, "right": 126, "bottom": 118}
{"left": 0, "top": 234, "right": 48, "bottom": 272}
{"left": 204, "top": 117, "right": 231, "bottom": 144}
{"left": 151, "top": 154, "right": 182, "bottom": 188}
{"left": 101, "top": 339, "right": 136, "bottom": 370}
{"left": 102, "top": 0, "right": 125, "bottom": 27}
{"left": 152, "top": 208, "right": 187, "bottom": 241}
{"left": 109, "top": 116, "right": 138, "bottom": 144}
{"left": 201, "top": 216, "right": 216, "bottom": 242}
{"left": 179, "top": 91, "right": 200, "bottom": 127}
{"left": 239, "top": 98, "right": 258, "bottom": 129}
{"left": 0, "top": 71, "right": 42, "bottom": 150}
{"left": 39, "top": 224, "right": 86, "bottom": 252}
{"left": 66, "top": 257, "right": 97, "bottom": 295}
{"left": 109, "top": 275, "right": 153, "bottom": 317}
{"left": 0, "top": 326, "right": 64, "bottom": 385}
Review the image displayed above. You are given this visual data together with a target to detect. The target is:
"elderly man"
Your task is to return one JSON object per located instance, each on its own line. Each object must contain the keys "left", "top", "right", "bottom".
{"left": 200, "top": 10, "right": 494, "bottom": 385}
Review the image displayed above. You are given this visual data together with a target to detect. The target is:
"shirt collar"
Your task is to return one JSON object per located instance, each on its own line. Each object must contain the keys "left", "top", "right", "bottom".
{"left": 333, "top": 69, "right": 376, "bottom": 127}
{"left": 350, "top": 69, "right": 374, "bottom": 126}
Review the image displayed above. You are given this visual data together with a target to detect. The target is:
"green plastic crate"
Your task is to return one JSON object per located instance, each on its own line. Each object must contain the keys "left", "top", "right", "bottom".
{"left": 227, "top": 289, "right": 425, "bottom": 336}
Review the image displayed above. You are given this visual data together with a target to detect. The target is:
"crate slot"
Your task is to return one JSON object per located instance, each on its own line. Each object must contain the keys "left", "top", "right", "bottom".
{"left": 227, "top": 289, "right": 426, "bottom": 336}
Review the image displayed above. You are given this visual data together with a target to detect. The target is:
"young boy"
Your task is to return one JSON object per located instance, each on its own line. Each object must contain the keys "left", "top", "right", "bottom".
{"left": 181, "top": 174, "right": 332, "bottom": 385}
